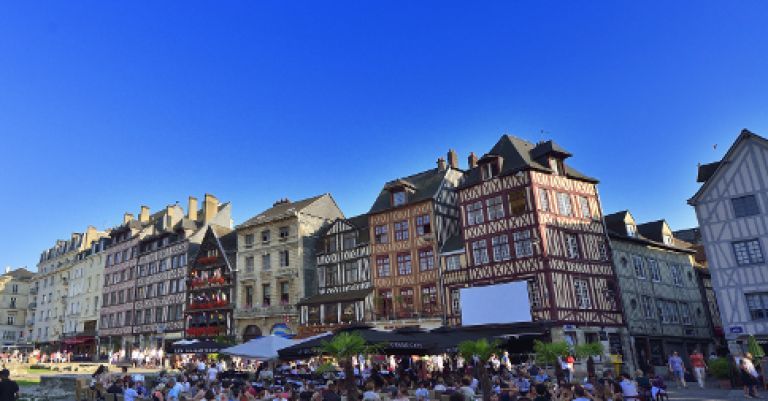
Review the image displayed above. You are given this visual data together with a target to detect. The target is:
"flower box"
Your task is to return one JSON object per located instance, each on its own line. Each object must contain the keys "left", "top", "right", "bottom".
{"left": 197, "top": 256, "right": 218, "bottom": 265}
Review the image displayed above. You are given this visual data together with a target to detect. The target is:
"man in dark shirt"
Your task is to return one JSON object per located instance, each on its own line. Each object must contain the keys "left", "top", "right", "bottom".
{"left": 0, "top": 369, "right": 19, "bottom": 401}
{"left": 106, "top": 379, "right": 124, "bottom": 394}
{"left": 322, "top": 381, "right": 341, "bottom": 401}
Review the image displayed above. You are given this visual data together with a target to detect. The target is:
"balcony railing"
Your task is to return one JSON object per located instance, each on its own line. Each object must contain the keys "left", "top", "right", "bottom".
{"left": 234, "top": 304, "right": 296, "bottom": 318}
{"left": 28, "top": 302, "right": 37, "bottom": 309}
{"left": 30, "top": 287, "right": 38, "bottom": 295}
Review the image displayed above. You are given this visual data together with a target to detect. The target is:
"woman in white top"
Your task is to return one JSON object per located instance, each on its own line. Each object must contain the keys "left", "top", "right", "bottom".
{"left": 619, "top": 373, "right": 639, "bottom": 400}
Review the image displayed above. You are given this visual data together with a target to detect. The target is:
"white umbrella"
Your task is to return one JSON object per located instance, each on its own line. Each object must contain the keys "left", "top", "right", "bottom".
{"left": 173, "top": 339, "right": 199, "bottom": 345}
{"left": 221, "top": 335, "right": 298, "bottom": 360}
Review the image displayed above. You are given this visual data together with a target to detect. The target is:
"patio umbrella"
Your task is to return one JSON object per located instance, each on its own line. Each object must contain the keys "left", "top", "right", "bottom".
{"left": 171, "top": 340, "right": 227, "bottom": 354}
{"left": 221, "top": 335, "right": 297, "bottom": 360}
{"left": 278, "top": 327, "right": 434, "bottom": 360}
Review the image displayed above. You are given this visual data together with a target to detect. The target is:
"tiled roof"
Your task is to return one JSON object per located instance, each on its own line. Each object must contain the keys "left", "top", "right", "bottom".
{"left": 368, "top": 168, "right": 449, "bottom": 214}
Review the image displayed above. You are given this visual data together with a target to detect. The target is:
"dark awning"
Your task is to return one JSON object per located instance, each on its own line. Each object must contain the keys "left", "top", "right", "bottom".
{"left": 278, "top": 326, "right": 434, "bottom": 359}
{"left": 171, "top": 340, "right": 228, "bottom": 354}
{"left": 297, "top": 289, "right": 373, "bottom": 306}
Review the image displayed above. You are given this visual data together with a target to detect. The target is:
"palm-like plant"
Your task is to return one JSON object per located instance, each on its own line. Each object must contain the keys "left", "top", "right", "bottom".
{"left": 318, "top": 332, "right": 382, "bottom": 400}
{"left": 533, "top": 340, "right": 570, "bottom": 377}
{"left": 574, "top": 342, "right": 604, "bottom": 378}
{"left": 457, "top": 338, "right": 501, "bottom": 401}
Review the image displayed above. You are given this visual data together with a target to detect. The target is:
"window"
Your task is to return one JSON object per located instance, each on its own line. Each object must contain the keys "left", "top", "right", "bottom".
{"left": 565, "top": 233, "right": 580, "bottom": 259}
{"left": 326, "top": 266, "right": 339, "bottom": 286}
{"left": 279, "top": 226, "right": 289, "bottom": 239}
{"left": 11, "top": 285, "right": 17, "bottom": 294}
{"left": 549, "top": 157, "right": 564, "bottom": 175}
{"left": 491, "top": 235, "right": 511, "bottom": 261}
{"left": 513, "top": 230, "right": 534, "bottom": 257}
{"left": 280, "top": 282, "right": 290, "bottom": 304}
{"left": 342, "top": 233, "right": 356, "bottom": 249}
{"left": 418, "top": 249, "right": 435, "bottom": 271}
{"left": 733, "top": 239, "right": 764, "bottom": 265}
{"left": 416, "top": 214, "right": 432, "bottom": 236}
{"left": 578, "top": 196, "right": 591, "bottom": 218}
{"left": 670, "top": 264, "right": 683, "bottom": 286}
{"left": 509, "top": 190, "right": 527, "bottom": 215}
{"left": 528, "top": 280, "right": 541, "bottom": 308}
{"left": 733, "top": 195, "right": 760, "bottom": 217}
{"left": 648, "top": 259, "right": 661, "bottom": 282}
{"left": 679, "top": 303, "right": 691, "bottom": 324}
{"left": 344, "top": 262, "right": 359, "bottom": 283}
{"left": 262, "top": 253, "right": 271, "bottom": 270}
{"left": 597, "top": 241, "right": 608, "bottom": 261}
{"left": 557, "top": 193, "right": 572, "bottom": 216}
{"left": 663, "top": 235, "right": 673, "bottom": 245}
{"left": 392, "top": 190, "right": 406, "bottom": 207}
{"left": 376, "top": 256, "right": 391, "bottom": 277}
{"left": 626, "top": 224, "right": 636, "bottom": 237}
{"left": 378, "top": 289, "right": 393, "bottom": 316}
{"left": 665, "top": 301, "right": 680, "bottom": 323}
{"left": 640, "top": 296, "right": 654, "bottom": 318}
{"left": 155, "top": 307, "right": 164, "bottom": 323}
{"left": 421, "top": 286, "right": 438, "bottom": 315}
{"left": 144, "top": 309, "right": 151, "bottom": 324}
{"left": 486, "top": 196, "right": 505, "bottom": 221}
{"left": 397, "top": 253, "right": 412, "bottom": 275}
{"left": 245, "top": 234, "right": 255, "bottom": 248}
{"left": 394, "top": 220, "right": 409, "bottom": 241}
{"left": 279, "top": 250, "right": 290, "bottom": 267}
{"left": 632, "top": 255, "right": 645, "bottom": 279}
{"left": 245, "top": 286, "right": 254, "bottom": 308}
{"left": 574, "top": 279, "right": 592, "bottom": 309}
{"left": 262, "top": 284, "right": 271, "bottom": 306}
{"left": 261, "top": 230, "right": 271, "bottom": 243}
{"left": 746, "top": 293, "right": 768, "bottom": 320}
{"left": 245, "top": 256, "right": 255, "bottom": 273}
{"left": 374, "top": 225, "right": 389, "bottom": 244}
{"left": 481, "top": 161, "right": 500, "bottom": 180}
{"left": 445, "top": 255, "right": 461, "bottom": 271}
{"left": 466, "top": 201, "right": 484, "bottom": 225}
{"left": 472, "top": 240, "right": 489, "bottom": 265}
{"left": 539, "top": 188, "right": 550, "bottom": 212}
{"left": 399, "top": 288, "right": 414, "bottom": 313}
{"left": 451, "top": 288, "right": 461, "bottom": 314}
{"left": 6, "top": 316, "right": 13, "bottom": 325}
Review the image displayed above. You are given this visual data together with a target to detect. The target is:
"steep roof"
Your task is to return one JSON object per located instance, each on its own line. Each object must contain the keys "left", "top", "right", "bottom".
{"left": 238, "top": 194, "right": 328, "bottom": 228}
{"left": 4, "top": 268, "right": 34, "bottom": 280}
{"left": 439, "top": 233, "right": 465, "bottom": 254}
{"left": 636, "top": 220, "right": 668, "bottom": 243}
{"left": 603, "top": 210, "right": 633, "bottom": 236}
{"left": 689, "top": 129, "right": 768, "bottom": 204}
{"left": 368, "top": 168, "right": 450, "bottom": 214}
{"left": 461, "top": 135, "right": 597, "bottom": 189}
{"left": 604, "top": 210, "right": 693, "bottom": 254}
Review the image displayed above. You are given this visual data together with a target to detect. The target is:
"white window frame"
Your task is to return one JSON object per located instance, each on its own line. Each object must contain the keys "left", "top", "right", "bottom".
{"left": 574, "top": 279, "right": 592, "bottom": 309}
{"left": 491, "top": 235, "right": 511, "bottom": 262}
{"left": 513, "top": 230, "right": 534, "bottom": 257}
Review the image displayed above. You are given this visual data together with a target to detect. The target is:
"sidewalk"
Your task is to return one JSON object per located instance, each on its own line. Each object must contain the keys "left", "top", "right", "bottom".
{"left": 665, "top": 385, "right": 744, "bottom": 401}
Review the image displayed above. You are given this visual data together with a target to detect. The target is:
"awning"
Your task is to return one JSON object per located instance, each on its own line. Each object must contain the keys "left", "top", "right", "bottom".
{"left": 62, "top": 336, "right": 96, "bottom": 345}
{"left": 278, "top": 326, "right": 434, "bottom": 359}
{"left": 171, "top": 340, "right": 228, "bottom": 354}
{"left": 297, "top": 289, "right": 373, "bottom": 306}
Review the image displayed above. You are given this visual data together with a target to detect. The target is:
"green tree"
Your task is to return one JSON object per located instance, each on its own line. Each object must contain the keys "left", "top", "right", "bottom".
{"left": 318, "top": 332, "right": 381, "bottom": 400}
{"left": 457, "top": 339, "right": 501, "bottom": 401}
{"left": 533, "top": 340, "right": 570, "bottom": 377}
{"left": 574, "top": 342, "right": 604, "bottom": 377}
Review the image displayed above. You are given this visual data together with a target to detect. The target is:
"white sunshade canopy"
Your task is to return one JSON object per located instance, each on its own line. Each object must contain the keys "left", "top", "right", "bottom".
{"left": 221, "top": 335, "right": 298, "bottom": 360}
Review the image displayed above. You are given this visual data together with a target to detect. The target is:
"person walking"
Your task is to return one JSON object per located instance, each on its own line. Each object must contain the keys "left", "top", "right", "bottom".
{"left": 0, "top": 369, "right": 19, "bottom": 401}
{"left": 667, "top": 351, "right": 686, "bottom": 389}
{"left": 688, "top": 349, "right": 707, "bottom": 389}
{"left": 741, "top": 353, "right": 761, "bottom": 398}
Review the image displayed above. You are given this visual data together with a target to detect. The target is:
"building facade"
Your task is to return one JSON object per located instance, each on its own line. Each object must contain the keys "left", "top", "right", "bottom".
{"left": 0, "top": 268, "right": 34, "bottom": 347}
{"left": 368, "top": 152, "right": 463, "bottom": 329}
{"left": 185, "top": 226, "right": 237, "bottom": 340}
{"left": 32, "top": 227, "right": 108, "bottom": 349}
{"left": 236, "top": 194, "right": 343, "bottom": 340}
{"left": 445, "top": 136, "right": 628, "bottom": 357}
{"left": 689, "top": 129, "right": 768, "bottom": 354}
{"left": 297, "top": 215, "right": 372, "bottom": 337}
{"left": 605, "top": 211, "right": 712, "bottom": 373}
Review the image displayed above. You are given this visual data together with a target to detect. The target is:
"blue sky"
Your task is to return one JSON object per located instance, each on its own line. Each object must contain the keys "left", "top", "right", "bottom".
{"left": 2, "top": 2, "right": 768, "bottom": 270}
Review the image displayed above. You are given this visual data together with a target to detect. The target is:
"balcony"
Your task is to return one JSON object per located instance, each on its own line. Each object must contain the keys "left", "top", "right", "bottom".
{"left": 30, "top": 287, "right": 38, "bottom": 295}
{"left": 234, "top": 304, "right": 296, "bottom": 319}
{"left": 26, "top": 319, "right": 34, "bottom": 327}
{"left": 275, "top": 267, "right": 298, "bottom": 278}
{"left": 28, "top": 302, "right": 37, "bottom": 309}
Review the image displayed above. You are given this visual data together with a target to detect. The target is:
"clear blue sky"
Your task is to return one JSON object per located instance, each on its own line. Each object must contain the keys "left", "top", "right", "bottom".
{"left": 2, "top": 2, "right": 768, "bottom": 271}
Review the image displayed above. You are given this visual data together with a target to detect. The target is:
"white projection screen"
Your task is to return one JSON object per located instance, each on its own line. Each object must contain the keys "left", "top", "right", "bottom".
{"left": 460, "top": 281, "right": 532, "bottom": 325}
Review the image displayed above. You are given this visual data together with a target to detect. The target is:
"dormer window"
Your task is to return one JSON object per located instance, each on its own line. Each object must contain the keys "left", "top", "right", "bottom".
{"left": 626, "top": 224, "right": 637, "bottom": 237}
{"left": 480, "top": 159, "right": 501, "bottom": 180}
{"left": 392, "top": 190, "right": 406, "bottom": 207}
{"left": 663, "top": 235, "right": 673, "bottom": 245}
{"left": 549, "top": 158, "right": 565, "bottom": 175}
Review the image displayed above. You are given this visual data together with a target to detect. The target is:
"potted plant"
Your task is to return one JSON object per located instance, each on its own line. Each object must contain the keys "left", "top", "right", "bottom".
{"left": 318, "top": 332, "right": 382, "bottom": 401}
{"left": 533, "top": 340, "right": 570, "bottom": 378}
{"left": 709, "top": 357, "right": 732, "bottom": 389}
{"left": 575, "top": 342, "right": 605, "bottom": 378}
{"left": 458, "top": 339, "right": 501, "bottom": 401}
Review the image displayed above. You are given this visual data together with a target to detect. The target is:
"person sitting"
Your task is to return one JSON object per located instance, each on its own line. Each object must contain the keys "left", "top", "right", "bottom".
{"left": 571, "top": 386, "right": 591, "bottom": 401}
{"left": 124, "top": 381, "right": 140, "bottom": 401}
{"left": 362, "top": 382, "right": 381, "bottom": 401}
{"left": 459, "top": 377, "right": 476, "bottom": 401}
{"left": 619, "top": 373, "right": 639, "bottom": 401}
{"left": 107, "top": 379, "right": 124, "bottom": 394}
{"left": 650, "top": 373, "right": 667, "bottom": 401}
{"left": 533, "top": 371, "right": 549, "bottom": 384}
{"left": 434, "top": 377, "right": 447, "bottom": 392}
{"left": 532, "top": 384, "right": 549, "bottom": 401}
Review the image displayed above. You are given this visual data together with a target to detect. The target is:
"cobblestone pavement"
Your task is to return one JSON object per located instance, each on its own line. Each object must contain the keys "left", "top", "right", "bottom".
{"left": 665, "top": 384, "right": 746, "bottom": 401}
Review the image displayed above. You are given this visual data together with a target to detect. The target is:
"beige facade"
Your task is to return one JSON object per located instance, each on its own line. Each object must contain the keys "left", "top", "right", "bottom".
{"left": 31, "top": 227, "right": 108, "bottom": 345}
{"left": 235, "top": 194, "right": 343, "bottom": 340}
{"left": 0, "top": 268, "right": 34, "bottom": 345}
{"left": 64, "top": 240, "right": 109, "bottom": 337}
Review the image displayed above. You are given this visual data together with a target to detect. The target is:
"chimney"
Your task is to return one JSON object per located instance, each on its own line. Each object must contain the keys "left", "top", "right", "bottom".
{"left": 123, "top": 213, "right": 134, "bottom": 224}
{"left": 188, "top": 196, "right": 198, "bottom": 221}
{"left": 447, "top": 149, "right": 459, "bottom": 169}
{"left": 203, "top": 193, "right": 219, "bottom": 223}
{"left": 139, "top": 206, "right": 150, "bottom": 223}
{"left": 273, "top": 198, "right": 291, "bottom": 207}
{"left": 437, "top": 157, "right": 447, "bottom": 171}
{"left": 468, "top": 152, "right": 478, "bottom": 169}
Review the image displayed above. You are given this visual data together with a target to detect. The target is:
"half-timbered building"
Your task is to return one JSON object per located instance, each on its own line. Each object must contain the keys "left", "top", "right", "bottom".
{"left": 447, "top": 136, "right": 628, "bottom": 355}
{"left": 297, "top": 214, "right": 372, "bottom": 337}
{"left": 185, "top": 226, "right": 237, "bottom": 340}
{"left": 368, "top": 152, "right": 463, "bottom": 329}
{"left": 605, "top": 211, "right": 712, "bottom": 373}
{"left": 689, "top": 129, "right": 768, "bottom": 354}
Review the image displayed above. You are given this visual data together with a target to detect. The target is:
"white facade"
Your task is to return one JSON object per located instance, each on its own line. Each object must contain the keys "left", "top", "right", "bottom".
{"left": 689, "top": 130, "right": 768, "bottom": 352}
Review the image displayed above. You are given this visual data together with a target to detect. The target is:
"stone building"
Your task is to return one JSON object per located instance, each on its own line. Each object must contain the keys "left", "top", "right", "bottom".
{"left": 0, "top": 268, "right": 34, "bottom": 347}
{"left": 368, "top": 152, "right": 463, "bottom": 329}
{"left": 604, "top": 211, "right": 712, "bottom": 373}
{"left": 445, "top": 136, "right": 628, "bottom": 358}
{"left": 235, "top": 194, "right": 343, "bottom": 340}
{"left": 32, "top": 227, "right": 108, "bottom": 349}
{"left": 689, "top": 129, "right": 768, "bottom": 354}
{"left": 297, "top": 214, "right": 372, "bottom": 337}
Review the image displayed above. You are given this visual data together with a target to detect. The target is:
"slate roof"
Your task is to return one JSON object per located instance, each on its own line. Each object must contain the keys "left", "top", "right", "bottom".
{"left": 3, "top": 268, "right": 34, "bottom": 280}
{"left": 347, "top": 214, "right": 370, "bottom": 244}
{"left": 604, "top": 211, "right": 693, "bottom": 254}
{"left": 439, "top": 233, "right": 464, "bottom": 254}
{"left": 636, "top": 220, "right": 666, "bottom": 243}
{"left": 238, "top": 194, "right": 327, "bottom": 228}
{"left": 460, "top": 135, "right": 597, "bottom": 189}
{"left": 603, "top": 210, "right": 632, "bottom": 236}
{"left": 368, "top": 168, "right": 448, "bottom": 214}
